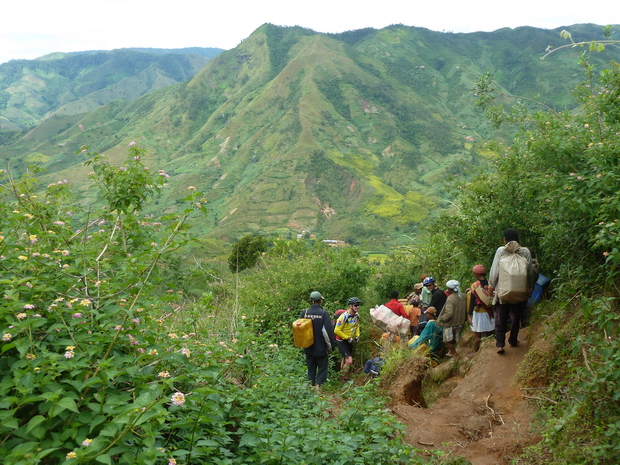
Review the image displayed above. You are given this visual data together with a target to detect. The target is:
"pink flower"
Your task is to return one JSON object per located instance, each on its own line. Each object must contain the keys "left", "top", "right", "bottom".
{"left": 72, "top": 313, "right": 83, "bottom": 318}
{"left": 82, "top": 438, "right": 92, "bottom": 447}
{"left": 16, "top": 313, "right": 27, "bottom": 320}
{"left": 24, "top": 304, "right": 35, "bottom": 309}
{"left": 129, "top": 141, "right": 136, "bottom": 147}
{"left": 3, "top": 333, "right": 12, "bottom": 341}
{"left": 170, "top": 392, "right": 185, "bottom": 406}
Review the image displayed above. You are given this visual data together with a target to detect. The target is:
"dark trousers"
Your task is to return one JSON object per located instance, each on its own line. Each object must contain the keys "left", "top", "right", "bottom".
{"left": 305, "top": 354, "right": 329, "bottom": 386}
{"left": 495, "top": 301, "right": 527, "bottom": 348}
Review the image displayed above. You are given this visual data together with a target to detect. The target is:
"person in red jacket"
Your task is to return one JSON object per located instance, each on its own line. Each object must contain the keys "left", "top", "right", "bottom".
{"left": 385, "top": 290, "right": 410, "bottom": 320}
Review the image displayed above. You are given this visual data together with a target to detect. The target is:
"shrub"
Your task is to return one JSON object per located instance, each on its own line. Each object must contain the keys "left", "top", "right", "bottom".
{"left": 0, "top": 145, "right": 424, "bottom": 464}
{"left": 231, "top": 240, "right": 373, "bottom": 344}
{"left": 0, "top": 144, "right": 205, "bottom": 464}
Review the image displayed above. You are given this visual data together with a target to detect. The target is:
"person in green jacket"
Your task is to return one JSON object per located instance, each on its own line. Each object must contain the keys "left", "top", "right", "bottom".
{"left": 410, "top": 306, "right": 443, "bottom": 354}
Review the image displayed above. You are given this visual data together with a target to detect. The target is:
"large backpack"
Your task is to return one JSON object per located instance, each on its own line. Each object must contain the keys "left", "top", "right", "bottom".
{"left": 497, "top": 249, "right": 529, "bottom": 303}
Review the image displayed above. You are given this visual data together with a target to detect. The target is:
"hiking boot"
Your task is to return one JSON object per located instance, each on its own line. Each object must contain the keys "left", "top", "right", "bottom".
{"left": 497, "top": 347, "right": 505, "bottom": 354}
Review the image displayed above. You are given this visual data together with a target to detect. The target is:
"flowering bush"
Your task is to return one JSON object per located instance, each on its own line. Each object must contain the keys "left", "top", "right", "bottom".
{"left": 0, "top": 144, "right": 422, "bottom": 464}
{"left": 0, "top": 144, "right": 207, "bottom": 464}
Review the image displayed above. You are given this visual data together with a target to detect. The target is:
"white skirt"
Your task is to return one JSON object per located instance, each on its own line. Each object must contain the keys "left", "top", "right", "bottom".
{"left": 471, "top": 310, "right": 495, "bottom": 333}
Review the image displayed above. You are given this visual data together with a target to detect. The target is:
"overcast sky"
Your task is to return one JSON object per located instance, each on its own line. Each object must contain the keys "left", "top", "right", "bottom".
{"left": 1, "top": 0, "right": 618, "bottom": 65}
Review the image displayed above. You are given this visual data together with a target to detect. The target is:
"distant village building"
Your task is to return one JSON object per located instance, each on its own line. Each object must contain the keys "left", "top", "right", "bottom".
{"left": 322, "top": 239, "right": 347, "bottom": 247}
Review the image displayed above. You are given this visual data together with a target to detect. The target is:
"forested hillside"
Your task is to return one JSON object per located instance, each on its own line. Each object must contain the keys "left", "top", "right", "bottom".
{"left": 1, "top": 23, "right": 618, "bottom": 251}
{"left": 0, "top": 48, "right": 223, "bottom": 136}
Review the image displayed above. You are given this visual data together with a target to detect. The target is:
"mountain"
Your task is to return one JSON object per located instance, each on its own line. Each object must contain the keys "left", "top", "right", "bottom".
{"left": 1, "top": 23, "right": 618, "bottom": 249}
{"left": 0, "top": 48, "right": 224, "bottom": 137}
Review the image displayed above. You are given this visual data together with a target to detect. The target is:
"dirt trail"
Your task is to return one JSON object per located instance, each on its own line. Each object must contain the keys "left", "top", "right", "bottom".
{"left": 391, "top": 327, "right": 538, "bottom": 464}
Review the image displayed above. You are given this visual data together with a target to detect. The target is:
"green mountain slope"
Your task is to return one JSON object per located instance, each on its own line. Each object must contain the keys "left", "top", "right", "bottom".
{"left": 0, "top": 48, "right": 223, "bottom": 136}
{"left": 1, "top": 23, "right": 618, "bottom": 248}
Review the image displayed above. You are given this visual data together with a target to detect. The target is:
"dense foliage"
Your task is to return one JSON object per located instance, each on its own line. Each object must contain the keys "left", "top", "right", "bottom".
{"left": 227, "top": 234, "right": 268, "bottom": 273}
{"left": 0, "top": 144, "right": 423, "bottom": 464}
{"left": 440, "top": 57, "right": 620, "bottom": 288}
{"left": 228, "top": 240, "right": 373, "bottom": 343}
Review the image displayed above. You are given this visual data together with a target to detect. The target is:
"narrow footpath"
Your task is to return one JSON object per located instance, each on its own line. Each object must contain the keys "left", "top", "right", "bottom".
{"left": 392, "top": 327, "right": 538, "bottom": 464}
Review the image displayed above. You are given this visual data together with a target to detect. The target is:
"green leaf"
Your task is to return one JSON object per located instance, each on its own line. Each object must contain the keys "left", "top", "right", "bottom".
{"left": 83, "top": 377, "right": 104, "bottom": 388}
{"left": 95, "top": 454, "right": 112, "bottom": 464}
{"left": 56, "top": 397, "right": 79, "bottom": 413}
{"left": 2, "top": 417, "right": 18, "bottom": 430}
{"left": 239, "top": 433, "right": 260, "bottom": 448}
{"left": 196, "top": 439, "right": 220, "bottom": 447}
{"left": 26, "top": 415, "right": 46, "bottom": 433}
{"left": 2, "top": 343, "right": 16, "bottom": 353}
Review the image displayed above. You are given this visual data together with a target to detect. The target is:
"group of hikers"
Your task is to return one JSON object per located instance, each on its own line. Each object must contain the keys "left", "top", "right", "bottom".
{"left": 299, "top": 228, "right": 539, "bottom": 388}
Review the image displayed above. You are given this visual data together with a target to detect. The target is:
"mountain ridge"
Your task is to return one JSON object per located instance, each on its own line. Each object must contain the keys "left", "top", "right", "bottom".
{"left": 2, "top": 23, "right": 618, "bottom": 249}
{"left": 0, "top": 48, "right": 224, "bottom": 136}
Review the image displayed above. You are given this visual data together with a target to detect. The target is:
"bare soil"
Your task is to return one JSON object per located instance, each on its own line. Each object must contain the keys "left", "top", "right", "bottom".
{"left": 387, "top": 327, "right": 540, "bottom": 464}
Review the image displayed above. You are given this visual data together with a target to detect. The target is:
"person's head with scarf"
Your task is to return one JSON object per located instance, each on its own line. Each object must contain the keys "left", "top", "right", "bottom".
{"left": 446, "top": 279, "right": 463, "bottom": 299}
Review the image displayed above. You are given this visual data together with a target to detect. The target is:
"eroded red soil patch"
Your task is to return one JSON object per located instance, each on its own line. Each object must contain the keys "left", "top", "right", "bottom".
{"left": 388, "top": 328, "right": 540, "bottom": 464}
